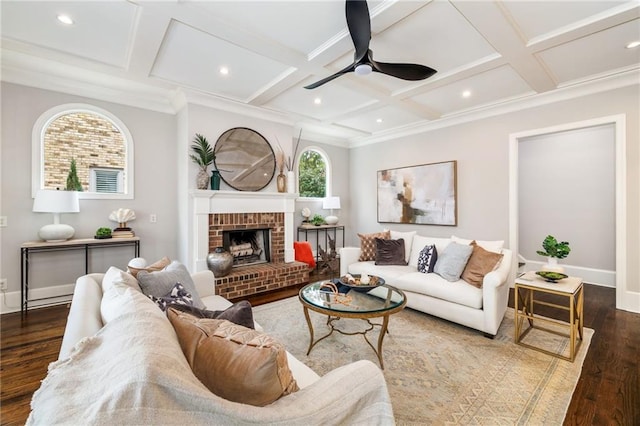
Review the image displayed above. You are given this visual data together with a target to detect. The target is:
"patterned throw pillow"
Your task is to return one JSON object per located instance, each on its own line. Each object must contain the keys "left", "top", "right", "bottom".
{"left": 417, "top": 244, "right": 438, "bottom": 273}
{"left": 358, "top": 230, "right": 391, "bottom": 261}
{"left": 149, "top": 282, "right": 193, "bottom": 311}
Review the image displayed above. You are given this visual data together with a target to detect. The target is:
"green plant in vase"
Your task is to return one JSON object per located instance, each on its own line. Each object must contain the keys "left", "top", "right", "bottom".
{"left": 311, "top": 214, "right": 325, "bottom": 226}
{"left": 95, "top": 227, "right": 112, "bottom": 239}
{"left": 536, "top": 235, "right": 570, "bottom": 272}
{"left": 190, "top": 134, "right": 216, "bottom": 190}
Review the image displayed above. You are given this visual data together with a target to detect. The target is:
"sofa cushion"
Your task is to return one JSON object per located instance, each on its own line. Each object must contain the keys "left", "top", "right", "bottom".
{"left": 451, "top": 235, "right": 504, "bottom": 254}
{"left": 388, "top": 230, "right": 416, "bottom": 263}
{"left": 100, "top": 282, "right": 164, "bottom": 324}
{"left": 149, "top": 282, "right": 194, "bottom": 311}
{"left": 102, "top": 266, "right": 141, "bottom": 294}
{"left": 167, "top": 300, "right": 255, "bottom": 330}
{"left": 167, "top": 309, "right": 299, "bottom": 406}
{"left": 357, "top": 230, "right": 390, "bottom": 261}
{"left": 375, "top": 238, "right": 407, "bottom": 266}
{"left": 417, "top": 244, "right": 438, "bottom": 273}
{"left": 433, "top": 242, "right": 474, "bottom": 282}
{"left": 127, "top": 256, "right": 171, "bottom": 277}
{"left": 137, "top": 261, "right": 205, "bottom": 309}
{"left": 394, "top": 272, "right": 483, "bottom": 309}
{"left": 461, "top": 242, "right": 504, "bottom": 288}
{"left": 409, "top": 236, "right": 451, "bottom": 268}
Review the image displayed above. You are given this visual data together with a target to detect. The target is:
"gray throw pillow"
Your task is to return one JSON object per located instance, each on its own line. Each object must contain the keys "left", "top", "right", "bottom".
{"left": 433, "top": 242, "right": 474, "bottom": 282}
{"left": 374, "top": 238, "right": 407, "bottom": 266}
{"left": 168, "top": 300, "right": 255, "bottom": 330}
{"left": 137, "top": 261, "right": 205, "bottom": 309}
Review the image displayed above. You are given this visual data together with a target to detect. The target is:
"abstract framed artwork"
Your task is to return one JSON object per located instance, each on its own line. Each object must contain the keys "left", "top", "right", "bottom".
{"left": 377, "top": 161, "right": 457, "bottom": 225}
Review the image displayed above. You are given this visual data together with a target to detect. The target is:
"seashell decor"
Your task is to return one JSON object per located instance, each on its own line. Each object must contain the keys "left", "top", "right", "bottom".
{"left": 109, "top": 208, "right": 136, "bottom": 227}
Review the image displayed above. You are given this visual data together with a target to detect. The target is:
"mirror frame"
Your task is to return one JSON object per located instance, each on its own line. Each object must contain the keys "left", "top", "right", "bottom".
{"left": 214, "top": 127, "right": 276, "bottom": 191}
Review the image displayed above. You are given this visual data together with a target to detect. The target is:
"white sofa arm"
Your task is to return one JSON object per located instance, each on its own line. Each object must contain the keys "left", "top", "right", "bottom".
{"left": 482, "top": 249, "right": 513, "bottom": 336}
{"left": 339, "top": 247, "right": 361, "bottom": 276}
{"left": 266, "top": 360, "right": 394, "bottom": 424}
{"left": 192, "top": 270, "right": 215, "bottom": 298}
{"left": 59, "top": 273, "right": 105, "bottom": 360}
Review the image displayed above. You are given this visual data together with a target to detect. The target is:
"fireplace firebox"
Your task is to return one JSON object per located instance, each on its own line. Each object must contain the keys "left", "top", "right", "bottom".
{"left": 223, "top": 229, "right": 271, "bottom": 267}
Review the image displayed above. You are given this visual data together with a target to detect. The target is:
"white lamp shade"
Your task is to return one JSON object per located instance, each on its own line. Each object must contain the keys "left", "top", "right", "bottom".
{"left": 33, "top": 190, "right": 79, "bottom": 241}
{"left": 323, "top": 196, "right": 341, "bottom": 225}
{"left": 33, "top": 189, "right": 80, "bottom": 213}
{"left": 322, "top": 196, "right": 341, "bottom": 210}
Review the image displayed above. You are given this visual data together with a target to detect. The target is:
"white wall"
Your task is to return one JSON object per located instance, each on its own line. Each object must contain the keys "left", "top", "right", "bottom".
{"left": 348, "top": 85, "right": 639, "bottom": 301}
{"left": 0, "top": 83, "right": 178, "bottom": 312}
{"left": 518, "top": 125, "right": 615, "bottom": 273}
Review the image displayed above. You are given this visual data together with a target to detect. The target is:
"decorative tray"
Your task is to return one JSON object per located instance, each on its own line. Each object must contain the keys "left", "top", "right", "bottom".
{"left": 339, "top": 274, "right": 385, "bottom": 292}
{"left": 535, "top": 271, "right": 569, "bottom": 282}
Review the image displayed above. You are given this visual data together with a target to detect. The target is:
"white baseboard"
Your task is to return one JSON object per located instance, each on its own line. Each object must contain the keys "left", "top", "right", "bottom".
{"left": 0, "top": 283, "right": 74, "bottom": 315}
{"left": 522, "top": 260, "right": 615, "bottom": 288}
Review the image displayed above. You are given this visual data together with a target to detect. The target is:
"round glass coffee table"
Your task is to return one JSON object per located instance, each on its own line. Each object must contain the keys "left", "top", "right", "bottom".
{"left": 298, "top": 280, "right": 406, "bottom": 369}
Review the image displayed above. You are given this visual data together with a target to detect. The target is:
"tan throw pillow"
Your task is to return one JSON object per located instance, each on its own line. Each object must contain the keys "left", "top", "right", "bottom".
{"left": 358, "top": 230, "right": 390, "bottom": 261}
{"left": 127, "top": 256, "right": 171, "bottom": 277}
{"left": 461, "top": 241, "right": 504, "bottom": 288}
{"left": 167, "top": 309, "right": 299, "bottom": 406}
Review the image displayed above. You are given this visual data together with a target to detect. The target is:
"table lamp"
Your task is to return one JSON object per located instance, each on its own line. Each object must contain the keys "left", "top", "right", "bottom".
{"left": 323, "top": 196, "right": 341, "bottom": 225}
{"left": 33, "top": 189, "right": 80, "bottom": 242}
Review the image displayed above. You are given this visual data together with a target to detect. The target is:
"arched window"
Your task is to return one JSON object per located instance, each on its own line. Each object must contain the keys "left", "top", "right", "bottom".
{"left": 32, "top": 104, "right": 134, "bottom": 199}
{"left": 297, "top": 147, "right": 331, "bottom": 198}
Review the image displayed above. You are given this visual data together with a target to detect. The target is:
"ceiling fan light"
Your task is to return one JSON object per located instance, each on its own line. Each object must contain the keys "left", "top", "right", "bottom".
{"left": 355, "top": 64, "right": 372, "bottom": 76}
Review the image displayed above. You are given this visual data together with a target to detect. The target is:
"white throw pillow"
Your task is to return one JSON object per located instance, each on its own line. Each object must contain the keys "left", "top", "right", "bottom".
{"left": 409, "top": 235, "right": 451, "bottom": 268}
{"left": 102, "top": 266, "right": 141, "bottom": 294}
{"left": 387, "top": 230, "right": 416, "bottom": 263}
{"left": 100, "top": 282, "right": 161, "bottom": 324}
{"left": 451, "top": 235, "right": 504, "bottom": 254}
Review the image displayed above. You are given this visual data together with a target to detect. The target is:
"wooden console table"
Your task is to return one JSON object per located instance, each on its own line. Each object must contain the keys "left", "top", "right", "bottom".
{"left": 20, "top": 237, "right": 140, "bottom": 314}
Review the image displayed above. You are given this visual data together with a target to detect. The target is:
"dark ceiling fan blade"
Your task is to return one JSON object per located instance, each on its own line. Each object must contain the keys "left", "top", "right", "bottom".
{"left": 345, "top": 0, "right": 371, "bottom": 62}
{"left": 304, "top": 62, "right": 356, "bottom": 89}
{"left": 370, "top": 59, "right": 437, "bottom": 81}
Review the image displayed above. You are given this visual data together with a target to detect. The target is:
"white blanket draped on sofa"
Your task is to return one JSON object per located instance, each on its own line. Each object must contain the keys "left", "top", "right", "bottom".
{"left": 27, "top": 309, "right": 394, "bottom": 425}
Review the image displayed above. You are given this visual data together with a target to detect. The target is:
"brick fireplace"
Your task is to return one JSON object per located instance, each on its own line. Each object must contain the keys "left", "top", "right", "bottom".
{"left": 189, "top": 191, "right": 308, "bottom": 300}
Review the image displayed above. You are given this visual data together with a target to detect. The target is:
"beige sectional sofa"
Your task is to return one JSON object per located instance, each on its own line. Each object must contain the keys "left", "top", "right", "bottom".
{"left": 28, "top": 267, "right": 394, "bottom": 425}
{"left": 340, "top": 231, "right": 514, "bottom": 337}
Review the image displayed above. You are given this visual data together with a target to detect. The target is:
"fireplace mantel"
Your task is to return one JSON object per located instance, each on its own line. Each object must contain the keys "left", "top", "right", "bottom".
{"left": 189, "top": 190, "right": 297, "bottom": 272}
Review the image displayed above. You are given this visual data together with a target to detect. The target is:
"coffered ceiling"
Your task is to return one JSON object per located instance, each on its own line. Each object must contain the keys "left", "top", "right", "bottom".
{"left": 1, "top": 1, "right": 639, "bottom": 145}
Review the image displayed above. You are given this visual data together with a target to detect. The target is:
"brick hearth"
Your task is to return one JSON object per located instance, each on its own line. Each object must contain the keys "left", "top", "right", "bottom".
{"left": 208, "top": 212, "right": 309, "bottom": 299}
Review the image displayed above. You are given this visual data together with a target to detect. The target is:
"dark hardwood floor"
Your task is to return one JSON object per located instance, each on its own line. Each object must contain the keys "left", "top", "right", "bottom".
{"left": 1, "top": 279, "right": 638, "bottom": 425}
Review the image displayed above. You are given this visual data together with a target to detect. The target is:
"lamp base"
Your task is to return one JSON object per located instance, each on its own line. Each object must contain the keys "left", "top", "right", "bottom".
{"left": 324, "top": 215, "right": 339, "bottom": 225}
{"left": 39, "top": 223, "right": 75, "bottom": 242}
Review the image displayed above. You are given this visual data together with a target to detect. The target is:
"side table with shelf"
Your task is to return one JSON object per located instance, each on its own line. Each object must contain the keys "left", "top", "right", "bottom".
{"left": 297, "top": 225, "right": 345, "bottom": 271}
{"left": 20, "top": 237, "right": 140, "bottom": 314}
{"left": 514, "top": 271, "right": 584, "bottom": 361}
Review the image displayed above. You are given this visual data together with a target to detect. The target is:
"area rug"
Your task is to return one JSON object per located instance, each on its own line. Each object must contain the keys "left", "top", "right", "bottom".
{"left": 253, "top": 297, "right": 593, "bottom": 425}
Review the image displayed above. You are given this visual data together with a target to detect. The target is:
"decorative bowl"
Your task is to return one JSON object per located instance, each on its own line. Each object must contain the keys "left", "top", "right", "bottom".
{"left": 339, "top": 274, "right": 385, "bottom": 292}
{"left": 535, "top": 271, "right": 568, "bottom": 282}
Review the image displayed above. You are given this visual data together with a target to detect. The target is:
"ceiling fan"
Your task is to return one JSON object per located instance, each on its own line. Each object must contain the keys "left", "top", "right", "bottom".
{"left": 304, "top": 0, "right": 437, "bottom": 90}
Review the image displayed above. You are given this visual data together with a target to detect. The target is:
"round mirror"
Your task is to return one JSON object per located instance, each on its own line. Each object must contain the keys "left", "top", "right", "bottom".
{"left": 214, "top": 127, "right": 276, "bottom": 191}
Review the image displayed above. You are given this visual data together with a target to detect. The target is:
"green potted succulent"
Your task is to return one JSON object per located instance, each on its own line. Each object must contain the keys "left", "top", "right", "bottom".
{"left": 95, "top": 227, "right": 112, "bottom": 239}
{"left": 190, "top": 134, "right": 216, "bottom": 190}
{"left": 536, "top": 235, "right": 570, "bottom": 272}
{"left": 311, "top": 214, "right": 325, "bottom": 226}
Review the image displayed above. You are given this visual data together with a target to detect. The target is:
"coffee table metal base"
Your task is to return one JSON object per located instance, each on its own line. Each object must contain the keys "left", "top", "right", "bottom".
{"left": 302, "top": 307, "right": 391, "bottom": 369}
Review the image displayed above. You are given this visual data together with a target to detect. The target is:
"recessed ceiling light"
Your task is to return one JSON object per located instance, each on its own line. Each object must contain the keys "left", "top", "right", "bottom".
{"left": 626, "top": 41, "right": 640, "bottom": 49}
{"left": 219, "top": 66, "right": 229, "bottom": 75}
{"left": 314, "top": 98, "right": 322, "bottom": 105}
{"left": 376, "top": 118, "right": 383, "bottom": 123}
{"left": 462, "top": 90, "right": 472, "bottom": 98}
{"left": 57, "top": 14, "right": 74, "bottom": 25}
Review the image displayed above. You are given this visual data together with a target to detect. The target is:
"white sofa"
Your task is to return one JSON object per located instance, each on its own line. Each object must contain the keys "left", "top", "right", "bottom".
{"left": 28, "top": 269, "right": 394, "bottom": 425}
{"left": 340, "top": 233, "right": 514, "bottom": 337}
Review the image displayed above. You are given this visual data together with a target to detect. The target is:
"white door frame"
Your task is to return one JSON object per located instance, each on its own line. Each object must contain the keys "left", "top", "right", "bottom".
{"left": 509, "top": 114, "right": 636, "bottom": 313}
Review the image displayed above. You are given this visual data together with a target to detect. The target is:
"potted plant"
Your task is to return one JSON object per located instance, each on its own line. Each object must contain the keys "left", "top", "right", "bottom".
{"left": 311, "top": 214, "right": 325, "bottom": 226}
{"left": 95, "top": 227, "right": 112, "bottom": 239}
{"left": 190, "top": 134, "right": 216, "bottom": 190}
{"left": 536, "top": 235, "right": 570, "bottom": 272}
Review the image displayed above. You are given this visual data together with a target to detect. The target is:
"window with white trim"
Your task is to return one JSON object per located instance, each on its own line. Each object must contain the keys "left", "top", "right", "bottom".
{"left": 297, "top": 148, "right": 330, "bottom": 198}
